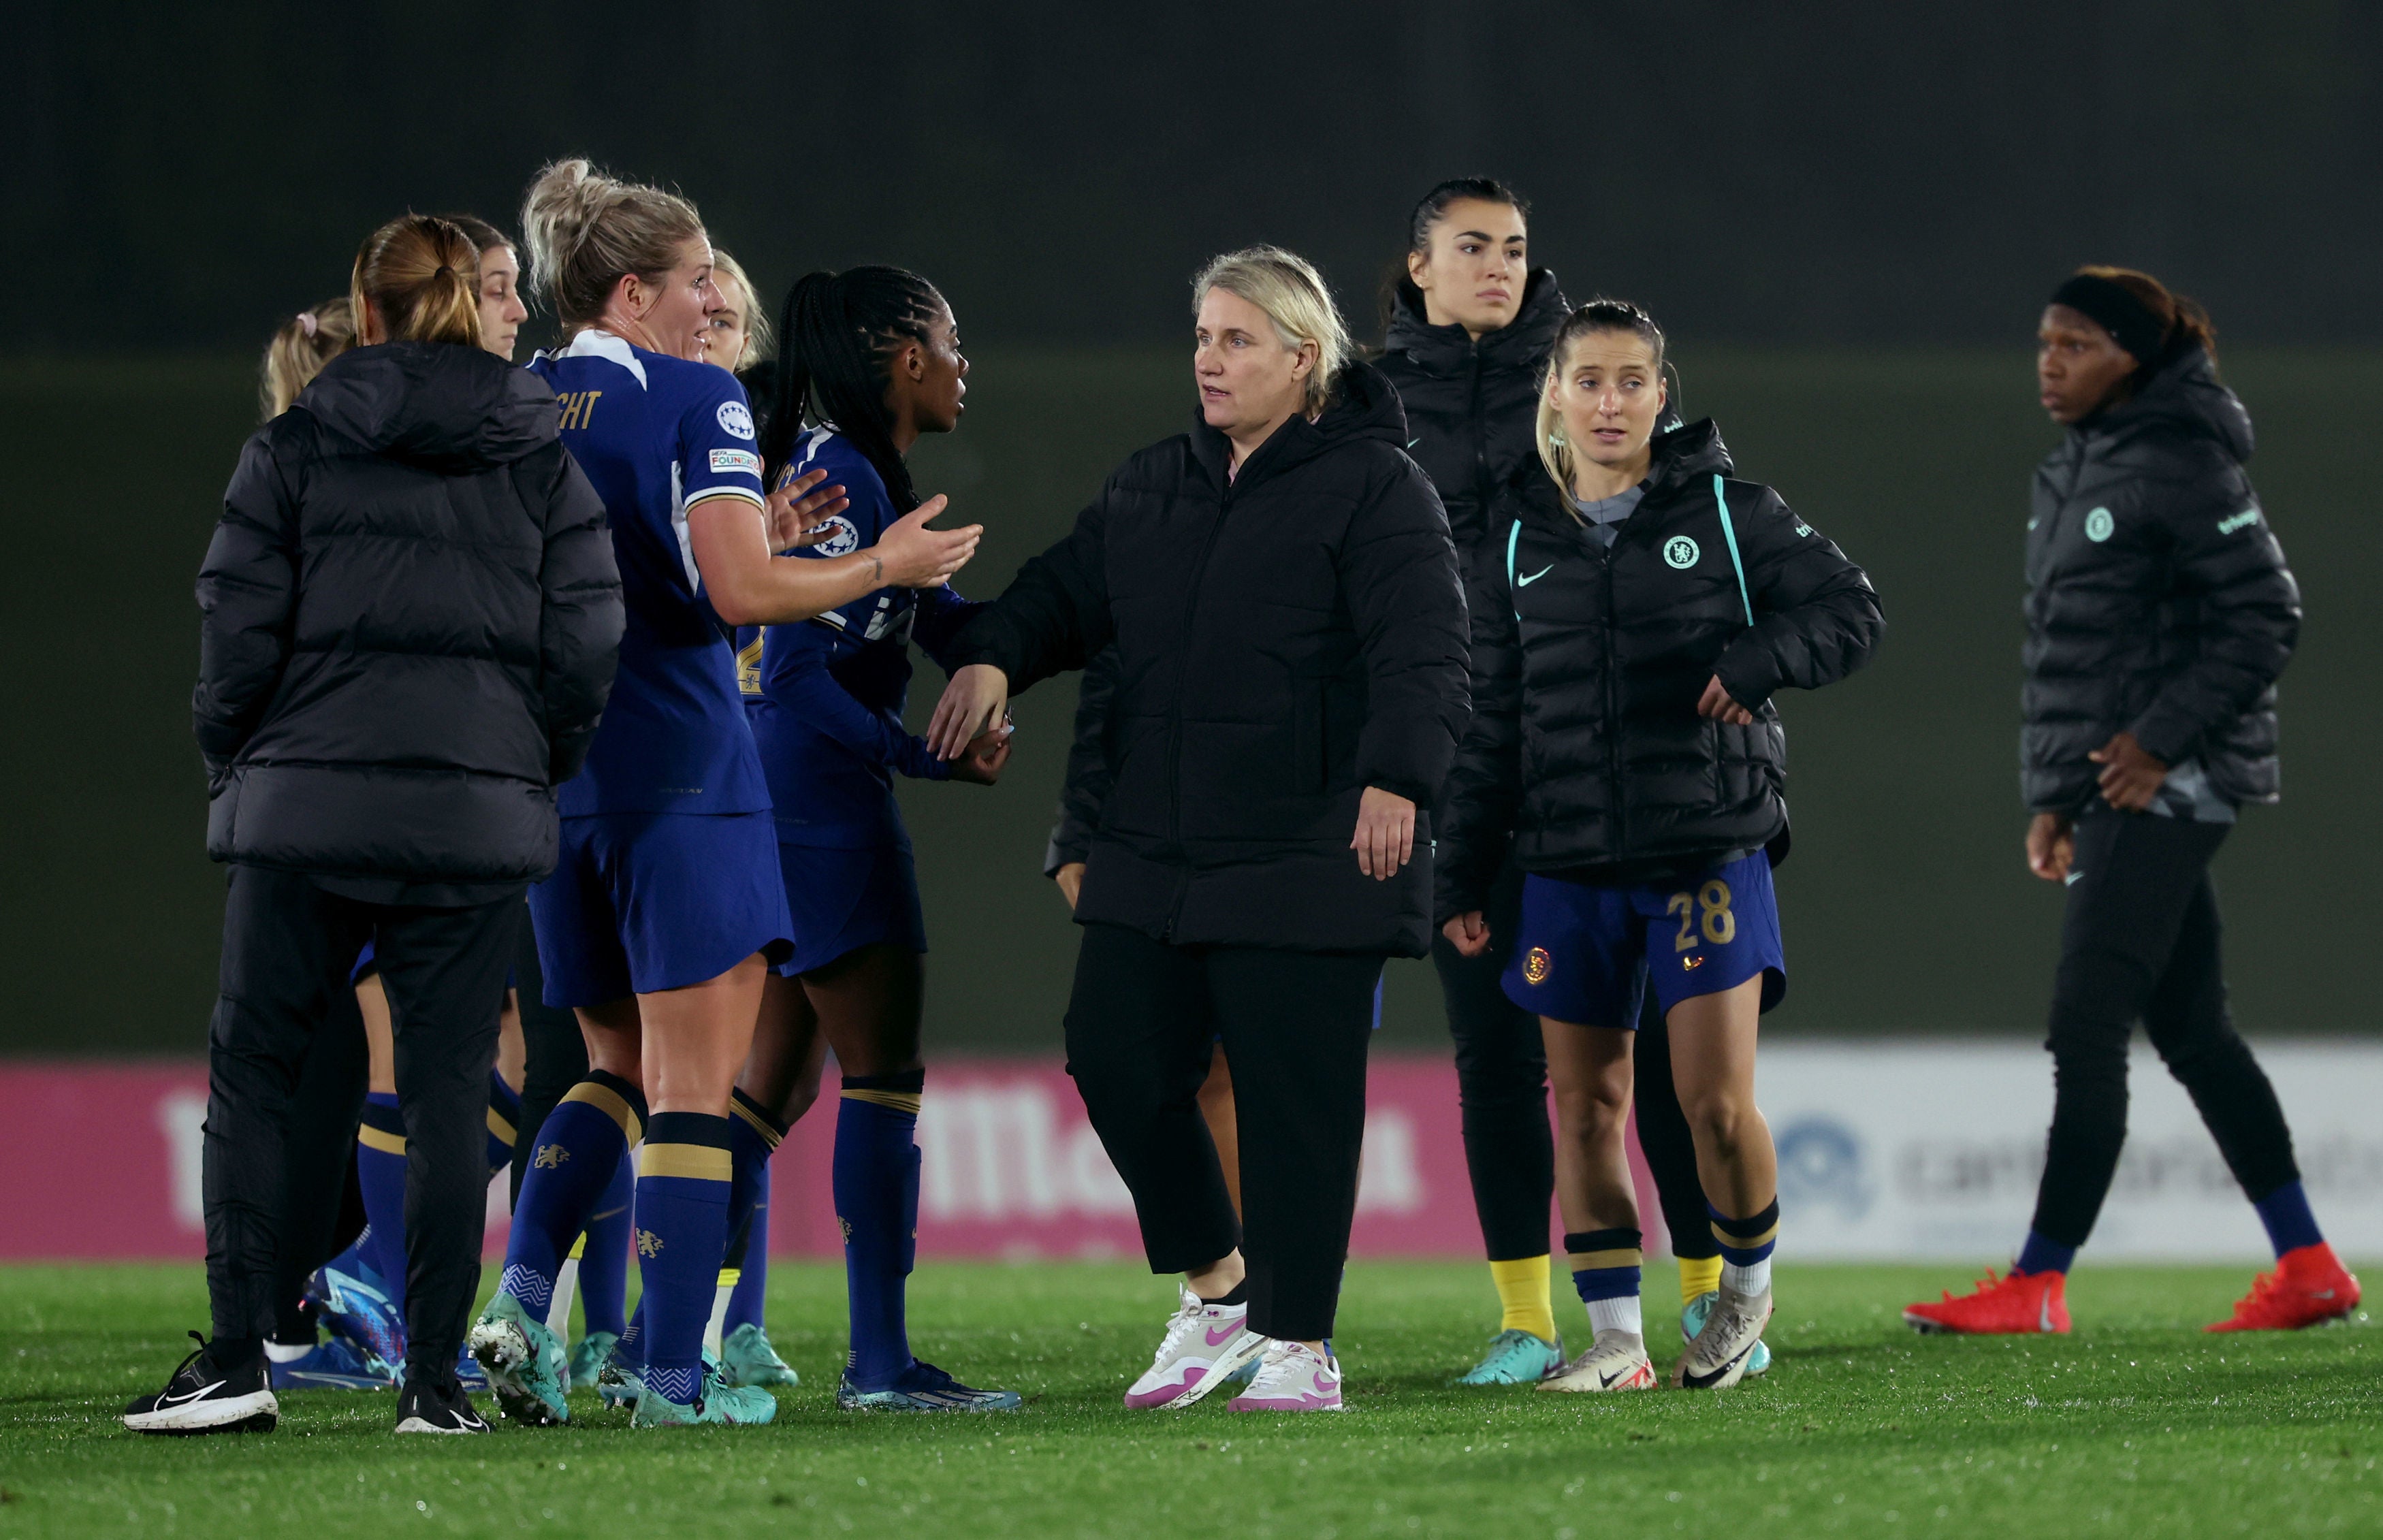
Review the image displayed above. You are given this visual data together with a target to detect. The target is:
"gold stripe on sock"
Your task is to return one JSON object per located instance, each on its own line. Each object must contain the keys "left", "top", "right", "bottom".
{"left": 1679, "top": 1253, "right": 1723, "bottom": 1304}
{"left": 487, "top": 1107, "right": 517, "bottom": 1146}
{"left": 730, "top": 1097, "right": 785, "bottom": 1149}
{"left": 566, "top": 1233, "right": 587, "bottom": 1262}
{"left": 562, "top": 1080, "right": 643, "bottom": 1144}
{"left": 1566, "top": 1247, "right": 1644, "bottom": 1273}
{"left": 357, "top": 1125, "right": 406, "bottom": 1156}
{"left": 1488, "top": 1254, "right": 1558, "bottom": 1343}
{"left": 638, "top": 1142, "right": 733, "bottom": 1182}
{"left": 842, "top": 1088, "right": 923, "bottom": 1115}
{"left": 1710, "top": 1218, "right": 1780, "bottom": 1251}
{"left": 716, "top": 1268, "right": 741, "bottom": 1288}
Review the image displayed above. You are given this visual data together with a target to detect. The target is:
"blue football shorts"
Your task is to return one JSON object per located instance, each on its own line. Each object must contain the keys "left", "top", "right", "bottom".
{"left": 529, "top": 810, "right": 794, "bottom": 1009}
{"left": 1502, "top": 850, "right": 1786, "bottom": 1029}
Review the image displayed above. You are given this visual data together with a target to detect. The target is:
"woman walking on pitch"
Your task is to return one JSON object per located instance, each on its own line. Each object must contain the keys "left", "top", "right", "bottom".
{"left": 1904, "top": 268, "right": 2358, "bottom": 1336}
{"left": 129, "top": 214, "right": 625, "bottom": 1437}
{"left": 1439, "top": 300, "right": 1880, "bottom": 1392}
{"left": 468, "top": 159, "right": 978, "bottom": 1431}
{"left": 927, "top": 246, "right": 1469, "bottom": 1413}
{"left": 730, "top": 265, "right": 1019, "bottom": 1411}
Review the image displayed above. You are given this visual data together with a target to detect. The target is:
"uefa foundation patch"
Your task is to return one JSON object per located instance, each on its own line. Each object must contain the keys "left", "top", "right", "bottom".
{"left": 1522, "top": 947, "right": 1552, "bottom": 985}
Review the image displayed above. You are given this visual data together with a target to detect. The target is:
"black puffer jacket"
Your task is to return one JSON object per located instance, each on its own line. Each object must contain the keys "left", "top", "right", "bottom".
{"left": 195, "top": 341, "right": 623, "bottom": 893}
{"left": 953, "top": 362, "right": 1470, "bottom": 957}
{"left": 1376, "top": 269, "right": 1569, "bottom": 558}
{"left": 1437, "top": 421, "right": 1881, "bottom": 918}
{"left": 2022, "top": 347, "right": 2299, "bottom": 811}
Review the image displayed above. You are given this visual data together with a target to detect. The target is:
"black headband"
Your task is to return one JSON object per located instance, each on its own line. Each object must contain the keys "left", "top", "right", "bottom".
{"left": 2049, "top": 274, "right": 2166, "bottom": 364}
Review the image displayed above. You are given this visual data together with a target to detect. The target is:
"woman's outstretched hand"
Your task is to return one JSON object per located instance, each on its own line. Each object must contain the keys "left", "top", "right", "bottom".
{"left": 944, "top": 722, "right": 1015, "bottom": 786}
{"left": 928, "top": 663, "right": 1010, "bottom": 760}
{"left": 1352, "top": 786, "right": 1417, "bottom": 880}
{"left": 1697, "top": 674, "right": 1755, "bottom": 726}
{"left": 872, "top": 495, "right": 982, "bottom": 589}
{"left": 1443, "top": 911, "right": 1490, "bottom": 958}
{"left": 767, "top": 467, "right": 849, "bottom": 549}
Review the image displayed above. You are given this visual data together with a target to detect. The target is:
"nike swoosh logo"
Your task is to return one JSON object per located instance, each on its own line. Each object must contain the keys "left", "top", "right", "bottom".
{"left": 1205, "top": 1324, "right": 1243, "bottom": 1347}
{"left": 159, "top": 1379, "right": 228, "bottom": 1408}
{"left": 1407, "top": 438, "right": 1421, "bottom": 449}
{"left": 1518, "top": 565, "right": 1554, "bottom": 586}
{"left": 2041, "top": 1297, "right": 2055, "bottom": 1332}
{"left": 1597, "top": 1366, "right": 1631, "bottom": 1388}
{"left": 2312, "top": 1289, "right": 2336, "bottom": 1300}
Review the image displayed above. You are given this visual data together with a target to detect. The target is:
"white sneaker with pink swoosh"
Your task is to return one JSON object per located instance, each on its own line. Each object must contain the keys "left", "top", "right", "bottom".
{"left": 1227, "top": 1339, "right": 1345, "bottom": 1412}
{"left": 1124, "top": 1285, "right": 1266, "bottom": 1409}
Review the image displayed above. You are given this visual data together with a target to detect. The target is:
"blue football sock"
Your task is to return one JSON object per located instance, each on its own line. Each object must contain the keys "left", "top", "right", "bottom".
{"left": 633, "top": 1111, "right": 735, "bottom": 1407}
{"left": 486, "top": 1071, "right": 524, "bottom": 1180}
{"left": 355, "top": 1093, "right": 409, "bottom": 1313}
{"left": 2015, "top": 1230, "right": 2077, "bottom": 1277}
{"left": 727, "top": 1162, "right": 772, "bottom": 1335}
{"left": 726, "top": 1089, "right": 788, "bottom": 1336}
{"left": 836, "top": 1070, "right": 924, "bottom": 1388}
{"left": 1565, "top": 1228, "right": 1645, "bottom": 1334}
{"left": 1709, "top": 1198, "right": 1780, "bottom": 1296}
{"left": 500, "top": 1071, "right": 645, "bottom": 1317}
{"left": 577, "top": 1147, "right": 635, "bottom": 1337}
{"left": 2252, "top": 1179, "right": 2323, "bottom": 1259}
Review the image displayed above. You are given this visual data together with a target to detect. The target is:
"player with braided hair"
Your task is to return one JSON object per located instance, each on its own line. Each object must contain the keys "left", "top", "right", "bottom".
{"left": 728, "top": 266, "right": 1021, "bottom": 1412}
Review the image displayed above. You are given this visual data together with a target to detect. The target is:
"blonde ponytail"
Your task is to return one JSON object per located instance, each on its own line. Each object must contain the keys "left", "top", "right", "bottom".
{"left": 259, "top": 298, "right": 356, "bottom": 420}
{"left": 520, "top": 158, "right": 706, "bottom": 337}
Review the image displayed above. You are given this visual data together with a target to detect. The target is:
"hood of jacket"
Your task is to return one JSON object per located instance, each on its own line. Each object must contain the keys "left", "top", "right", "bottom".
{"left": 1187, "top": 358, "right": 1411, "bottom": 484}
{"left": 299, "top": 341, "right": 556, "bottom": 474}
{"left": 1507, "top": 414, "right": 1736, "bottom": 518}
{"left": 2077, "top": 345, "right": 2253, "bottom": 464}
{"left": 1383, "top": 267, "right": 1568, "bottom": 378}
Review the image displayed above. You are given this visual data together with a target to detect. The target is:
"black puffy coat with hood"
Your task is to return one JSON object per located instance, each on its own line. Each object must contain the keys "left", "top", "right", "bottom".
{"left": 1436, "top": 420, "right": 1881, "bottom": 920}
{"left": 952, "top": 362, "right": 1470, "bottom": 957}
{"left": 2022, "top": 346, "right": 2299, "bottom": 811}
{"left": 195, "top": 341, "right": 624, "bottom": 897}
{"left": 1375, "top": 269, "right": 1569, "bottom": 560}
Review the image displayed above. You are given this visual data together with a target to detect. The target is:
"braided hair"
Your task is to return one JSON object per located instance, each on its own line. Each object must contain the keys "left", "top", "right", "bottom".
{"left": 762, "top": 266, "right": 947, "bottom": 513}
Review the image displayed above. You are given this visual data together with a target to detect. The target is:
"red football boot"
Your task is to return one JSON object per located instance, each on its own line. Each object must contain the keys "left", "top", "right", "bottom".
{"left": 2207, "top": 1243, "right": 2362, "bottom": 1332}
{"left": 1903, "top": 1268, "right": 2070, "bottom": 1335}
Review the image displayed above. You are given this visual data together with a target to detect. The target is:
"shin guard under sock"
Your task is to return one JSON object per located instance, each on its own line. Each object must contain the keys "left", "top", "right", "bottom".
{"left": 724, "top": 1089, "right": 787, "bottom": 1338}
{"left": 500, "top": 1071, "right": 644, "bottom": 1317}
{"left": 836, "top": 1070, "right": 924, "bottom": 1387}
{"left": 634, "top": 1111, "right": 735, "bottom": 1406}
{"left": 355, "top": 1093, "right": 409, "bottom": 1311}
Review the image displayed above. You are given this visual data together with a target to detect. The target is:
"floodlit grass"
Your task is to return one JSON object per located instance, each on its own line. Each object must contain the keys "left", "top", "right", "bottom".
{"left": 0, "top": 1259, "right": 2373, "bottom": 1537}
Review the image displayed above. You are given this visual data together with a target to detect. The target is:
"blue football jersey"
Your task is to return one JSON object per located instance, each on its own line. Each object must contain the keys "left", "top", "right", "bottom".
{"left": 530, "top": 331, "right": 771, "bottom": 816}
{"left": 738, "top": 428, "right": 982, "bottom": 848}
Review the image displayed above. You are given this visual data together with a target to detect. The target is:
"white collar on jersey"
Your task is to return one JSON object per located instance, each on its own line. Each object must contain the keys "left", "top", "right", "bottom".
{"left": 543, "top": 328, "right": 648, "bottom": 389}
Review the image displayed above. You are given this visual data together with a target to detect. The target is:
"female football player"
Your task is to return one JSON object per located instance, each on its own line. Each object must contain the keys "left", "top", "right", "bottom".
{"left": 1904, "top": 268, "right": 2356, "bottom": 1336}
{"left": 1439, "top": 299, "right": 1881, "bottom": 1392}
{"left": 468, "top": 159, "right": 980, "bottom": 1430}
{"left": 729, "top": 264, "right": 1019, "bottom": 1411}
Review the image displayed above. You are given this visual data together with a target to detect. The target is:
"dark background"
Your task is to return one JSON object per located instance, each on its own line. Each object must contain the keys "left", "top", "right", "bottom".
{"left": 6, "top": 2, "right": 2379, "bottom": 1055}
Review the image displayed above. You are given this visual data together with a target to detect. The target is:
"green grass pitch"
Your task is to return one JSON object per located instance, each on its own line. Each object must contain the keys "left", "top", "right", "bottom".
{"left": 1, "top": 1260, "right": 2375, "bottom": 1537}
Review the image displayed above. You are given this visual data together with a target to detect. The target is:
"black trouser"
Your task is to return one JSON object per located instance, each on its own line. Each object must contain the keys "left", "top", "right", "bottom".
{"left": 1430, "top": 854, "right": 1556, "bottom": 1263}
{"left": 1065, "top": 923, "right": 1381, "bottom": 1342}
{"left": 1631, "top": 993, "right": 1721, "bottom": 1262}
{"left": 206, "top": 865, "right": 517, "bottom": 1381}
{"left": 507, "top": 905, "right": 586, "bottom": 1206}
{"left": 270, "top": 987, "right": 370, "bottom": 1341}
{"left": 2028, "top": 807, "right": 2301, "bottom": 1247}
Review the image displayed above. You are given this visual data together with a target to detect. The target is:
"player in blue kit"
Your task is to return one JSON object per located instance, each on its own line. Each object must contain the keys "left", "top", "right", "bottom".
{"left": 1439, "top": 301, "right": 1881, "bottom": 1394}
{"left": 467, "top": 161, "right": 981, "bottom": 1430}
{"left": 729, "top": 266, "right": 1021, "bottom": 1412}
